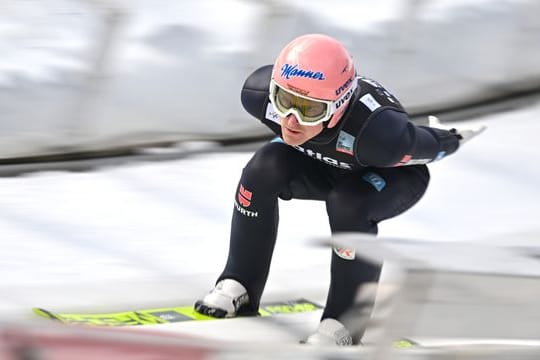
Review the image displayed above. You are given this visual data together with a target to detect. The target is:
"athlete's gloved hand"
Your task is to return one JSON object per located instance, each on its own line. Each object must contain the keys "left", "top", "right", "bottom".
{"left": 428, "top": 115, "right": 486, "bottom": 146}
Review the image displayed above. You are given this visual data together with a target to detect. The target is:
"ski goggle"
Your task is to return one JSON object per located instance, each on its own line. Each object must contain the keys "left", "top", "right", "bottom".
{"left": 268, "top": 78, "right": 357, "bottom": 126}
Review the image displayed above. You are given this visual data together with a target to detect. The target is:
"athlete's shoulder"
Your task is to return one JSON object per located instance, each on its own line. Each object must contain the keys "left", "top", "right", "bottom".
{"left": 240, "top": 65, "right": 273, "bottom": 120}
{"left": 336, "top": 76, "right": 406, "bottom": 137}
{"left": 356, "top": 76, "right": 404, "bottom": 109}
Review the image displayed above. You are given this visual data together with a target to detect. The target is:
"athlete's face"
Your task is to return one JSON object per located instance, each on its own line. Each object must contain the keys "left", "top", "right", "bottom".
{"left": 280, "top": 105, "right": 347, "bottom": 146}
{"left": 280, "top": 114, "right": 324, "bottom": 146}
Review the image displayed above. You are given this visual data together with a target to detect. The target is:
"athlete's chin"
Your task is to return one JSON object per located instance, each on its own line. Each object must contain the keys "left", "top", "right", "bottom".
{"left": 282, "top": 128, "right": 307, "bottom": 146}
{"left": 282, "top": 133, "right": 307, "bottom": 146}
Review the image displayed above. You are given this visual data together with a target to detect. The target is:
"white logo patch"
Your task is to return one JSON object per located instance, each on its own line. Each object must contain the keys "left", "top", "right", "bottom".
{"left": 360, "top": 93, "right": 381, "bottom": 112}
{"left": 333, "top": 247, "right": 355, "bottom": 260}
{"left": 265, "top": 103, "right": 281, "bottom": 124}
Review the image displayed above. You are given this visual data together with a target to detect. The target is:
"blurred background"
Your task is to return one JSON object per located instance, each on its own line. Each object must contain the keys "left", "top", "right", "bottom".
{"left": 1, "top": 0, "right": 540, "bottom": 159}
{"left": 1, "top": 1, "right": 540, "bottom": 359}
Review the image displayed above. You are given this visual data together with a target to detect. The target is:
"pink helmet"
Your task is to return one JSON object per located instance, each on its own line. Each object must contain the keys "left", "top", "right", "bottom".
{"left": 272, "top": 34, "right": 356, "bottom": 102}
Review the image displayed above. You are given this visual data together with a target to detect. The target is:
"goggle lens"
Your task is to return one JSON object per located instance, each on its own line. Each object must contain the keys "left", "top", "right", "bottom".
{"left": 269, "top": 82, "right": 331, "bottom": 126}
{"left": 274, "top": 87, "right": 328, "bottom": 122}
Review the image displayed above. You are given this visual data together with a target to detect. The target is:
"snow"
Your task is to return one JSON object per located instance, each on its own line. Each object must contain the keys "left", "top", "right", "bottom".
{"left": 0, "top": 99, "right": 539, "bottom": 346}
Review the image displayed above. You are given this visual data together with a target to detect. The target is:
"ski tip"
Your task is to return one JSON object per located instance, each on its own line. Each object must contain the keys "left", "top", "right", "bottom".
{"left": 33, "top": 307, "right": 62, "bottom": 321}
{"left": 32, "top": 307, "right": 47, "bottom": 316}
{"left": 393, "top": 338, "right": 420, "bottom": 349}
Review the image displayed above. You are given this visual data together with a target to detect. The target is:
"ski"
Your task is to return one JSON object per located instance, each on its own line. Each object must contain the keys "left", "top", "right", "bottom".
{"left": 33, "top": 298, "right": 323, "bottom": 327}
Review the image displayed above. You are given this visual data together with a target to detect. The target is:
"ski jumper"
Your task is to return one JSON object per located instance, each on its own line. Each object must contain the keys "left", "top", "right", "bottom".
{"left": 218, "top": 65, "right": 460, "bottom": 330}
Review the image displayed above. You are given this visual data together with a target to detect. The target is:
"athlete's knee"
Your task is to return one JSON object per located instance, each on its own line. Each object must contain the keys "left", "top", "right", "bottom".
{"left": 241, "top": 143, "right": 294, "bottom": 188}
{"left": 326, "top": 189, "right": 368, "bottom": 218}
{"left": 326, "top": 189, "right": 377, "bottom": 233}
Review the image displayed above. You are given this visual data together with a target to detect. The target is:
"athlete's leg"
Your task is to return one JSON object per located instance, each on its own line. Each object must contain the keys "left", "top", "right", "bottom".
{"left": 217, "top": 141, "right": 333, "bottom": 311}
{"left": 323, "top": 165, "right": 430, "bottom": 339}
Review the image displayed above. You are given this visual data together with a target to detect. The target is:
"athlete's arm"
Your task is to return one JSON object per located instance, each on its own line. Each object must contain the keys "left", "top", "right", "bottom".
{"left": 356, "top": 109, "right": 459, "bottom": 167}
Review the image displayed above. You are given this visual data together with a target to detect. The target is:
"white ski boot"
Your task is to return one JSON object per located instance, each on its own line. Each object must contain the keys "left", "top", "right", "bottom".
{"left": 303, "top": 318, "right": 353, "bottom": 346}
{"left": 194, "top": 279, "right": 250, "bottom": 318}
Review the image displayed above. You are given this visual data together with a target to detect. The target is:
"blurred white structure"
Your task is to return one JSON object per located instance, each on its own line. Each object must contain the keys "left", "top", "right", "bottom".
{"left": 1, "top": 0, "right": 540, "bottom": 158}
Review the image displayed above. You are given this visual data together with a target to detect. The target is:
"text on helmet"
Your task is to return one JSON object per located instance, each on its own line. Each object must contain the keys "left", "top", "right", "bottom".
{"left": 335, "top": 77, "right": 354, "bottom": 96}
{"left": 281, "top": 64, "right": 325, "bottom": 80}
